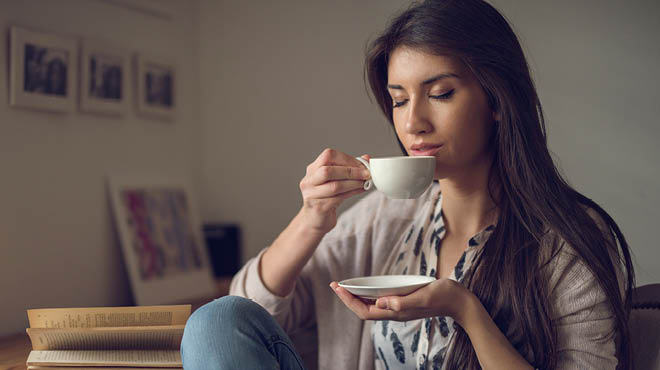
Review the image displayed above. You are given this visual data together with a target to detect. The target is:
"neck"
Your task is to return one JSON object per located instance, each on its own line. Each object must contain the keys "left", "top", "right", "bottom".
{"left": 438, "top": 161, "right": 499, "bottom": 238}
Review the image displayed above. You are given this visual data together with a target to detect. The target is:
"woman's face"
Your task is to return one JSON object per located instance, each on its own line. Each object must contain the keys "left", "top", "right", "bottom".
{"left": 387, "top": 47, "right": 496, "bottom": 180}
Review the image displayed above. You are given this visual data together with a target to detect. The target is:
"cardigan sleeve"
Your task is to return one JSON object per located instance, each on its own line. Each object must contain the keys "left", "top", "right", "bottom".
{"left": 228, "top": 190, "right": 391, "bottom": 333}
{"left": 548, "top": 246, "right": 619, "bottom": 369}
{"left": 229, "top": 248, "right": 316, "bottom": 333}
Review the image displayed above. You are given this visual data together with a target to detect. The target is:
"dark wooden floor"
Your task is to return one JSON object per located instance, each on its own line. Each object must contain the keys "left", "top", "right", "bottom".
{"left": 0, "top": 278, "right": 232, "bottom": 370}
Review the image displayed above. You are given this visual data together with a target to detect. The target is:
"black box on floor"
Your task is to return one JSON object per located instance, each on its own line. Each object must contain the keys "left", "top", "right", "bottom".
{"left": 203, "top": 223, "right": 241, "bottom": 277}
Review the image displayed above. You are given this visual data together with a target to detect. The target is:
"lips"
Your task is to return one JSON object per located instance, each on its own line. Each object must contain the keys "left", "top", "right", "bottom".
{"left": 410, "top": 143, "right": 442, "bottom": 156}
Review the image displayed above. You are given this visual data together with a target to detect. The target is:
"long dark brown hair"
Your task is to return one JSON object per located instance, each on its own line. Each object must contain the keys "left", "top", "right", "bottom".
{"left": 364, "top": 0, "right": 635, "bottom": 368}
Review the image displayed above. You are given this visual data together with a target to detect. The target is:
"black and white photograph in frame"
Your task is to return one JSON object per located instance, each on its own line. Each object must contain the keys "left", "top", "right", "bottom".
{"left": 80, "top": 40, "right": 130, "bottom": 115}
{"left": 136, "top": 54, "right": 176, "bottom": 120}
{"left": 9, "top": 26, "right": 78, "bottom": 113}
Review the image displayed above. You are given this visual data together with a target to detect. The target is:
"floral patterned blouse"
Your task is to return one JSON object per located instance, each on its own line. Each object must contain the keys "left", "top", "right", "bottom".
{"left": 372, "top": 190, "right": 495, "bottom": 370}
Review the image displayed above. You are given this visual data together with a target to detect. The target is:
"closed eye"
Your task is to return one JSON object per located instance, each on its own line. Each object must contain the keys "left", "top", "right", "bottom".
{"left": 393, "top": 99, "right": 408, "bottom": 108}
{"left": 430, "top": 89, "right": 455, "bottom": 100}
{"left": 392, "top": 89, "right": 455, "bottom": 109}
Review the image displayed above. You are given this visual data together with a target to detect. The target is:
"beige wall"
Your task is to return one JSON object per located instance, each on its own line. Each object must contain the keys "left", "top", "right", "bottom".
{"left": 0, "top": 0, "right": 202, "bottom": 336}
{"left": 490, "top": 0, "right": 660, "bottom": 284}
{"left": 196, "top": 0, "right": 404, "bottom": 267}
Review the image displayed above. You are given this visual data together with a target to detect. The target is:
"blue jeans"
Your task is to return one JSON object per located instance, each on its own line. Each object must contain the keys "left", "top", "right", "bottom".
{"left": 181, "top": 295, "right": 307, "bottom": 370}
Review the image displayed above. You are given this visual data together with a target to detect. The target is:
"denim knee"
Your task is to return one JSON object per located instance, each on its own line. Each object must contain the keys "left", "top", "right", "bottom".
{"left": 181, "top": 296, "right": 268, "bottom": 350}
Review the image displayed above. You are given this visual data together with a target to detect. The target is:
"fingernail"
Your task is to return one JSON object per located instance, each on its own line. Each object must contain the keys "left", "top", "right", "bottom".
{"left": 376, "top": 298, "right": 388, "bottom": 309}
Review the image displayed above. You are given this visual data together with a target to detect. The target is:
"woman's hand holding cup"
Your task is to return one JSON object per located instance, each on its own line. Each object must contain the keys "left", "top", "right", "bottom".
{"left": 299, "top": 148, "right": 371, "bottom": 234}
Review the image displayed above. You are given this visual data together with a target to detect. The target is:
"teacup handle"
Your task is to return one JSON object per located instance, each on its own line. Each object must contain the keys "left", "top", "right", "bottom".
{"left": 355, "top": 157, "right": 372, "bottom": 190}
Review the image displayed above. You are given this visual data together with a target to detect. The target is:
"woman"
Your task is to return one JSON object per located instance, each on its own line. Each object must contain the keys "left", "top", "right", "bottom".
{"left": 181, "top": 0, "right": 634, "bottom": 369}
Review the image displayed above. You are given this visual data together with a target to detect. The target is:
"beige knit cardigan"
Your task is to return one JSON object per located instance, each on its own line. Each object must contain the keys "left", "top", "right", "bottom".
{"left": 230, "top": 184, "right": 620, "bottom": 369}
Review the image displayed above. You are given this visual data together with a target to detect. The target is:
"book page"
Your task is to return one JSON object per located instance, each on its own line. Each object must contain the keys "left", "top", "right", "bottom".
{"left": 26, "top": 326, "right": 184, "bottom": 351}
{"left": 26, "top": 350, "right": 181, "bottom": 367}
{"left": 27, "top": 305, "right": 190, "bottom": 328}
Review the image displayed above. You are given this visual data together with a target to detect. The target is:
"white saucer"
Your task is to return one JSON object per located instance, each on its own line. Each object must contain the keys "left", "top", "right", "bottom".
{"left": 338, "top": 275, "right": 436, "bottom": 299}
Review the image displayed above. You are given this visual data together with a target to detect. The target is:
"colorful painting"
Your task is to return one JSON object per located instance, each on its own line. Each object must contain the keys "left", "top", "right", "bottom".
{"left": 108, "top": 176, "right": 215, "bottom": 305}
{"left": 121, "top": 188, "right": 204, "bottom": 281}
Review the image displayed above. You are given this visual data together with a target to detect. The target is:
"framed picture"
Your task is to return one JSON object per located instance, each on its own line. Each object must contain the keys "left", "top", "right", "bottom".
{"left": 9, "top": 26, "right": 78, "bottom": 112}
{"left": 80, "top": 40, "right": 130, "bottom": 115}
{"left": 135, "top": 54, "right": 176, "bottom": 119}
{"left": 101, "top": 0, "right": 176, "bottom": 20}
{"left": 107, "top": 175, "right": 216, "bottom": 305}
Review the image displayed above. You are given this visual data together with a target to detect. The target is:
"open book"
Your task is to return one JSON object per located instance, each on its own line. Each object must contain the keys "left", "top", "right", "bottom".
{"left": 25, "top": 305, "right": 190, "bottom": 369}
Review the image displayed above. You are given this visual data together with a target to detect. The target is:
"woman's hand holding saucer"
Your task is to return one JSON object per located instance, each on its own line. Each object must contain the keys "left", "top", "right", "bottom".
{"left": 330, "top": 279, "right": 473, "bottom": 325}
{"left": 299, "top": 148, "right": 371, "bottom": 234}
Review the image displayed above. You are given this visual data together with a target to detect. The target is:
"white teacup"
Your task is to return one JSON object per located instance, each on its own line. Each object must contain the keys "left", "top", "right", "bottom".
{"left": 356, "top": 156, "right": 435, "bottom": 199}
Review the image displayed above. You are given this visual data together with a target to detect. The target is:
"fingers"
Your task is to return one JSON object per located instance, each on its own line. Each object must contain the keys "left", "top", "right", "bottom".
{"left": 329, "top": 282, "right": 398, "bottom": 321}
{"left": 308, "top": 148, "right": 369, "bottom": 173}
{"left": 298, "top": 149, "right": 371, "bottom": 220}
{"left": 376, "top": 291, "right": 425, "bottom": 312}
{"left": 301, "top": 150, "right": 372, "bottom": 200}
{"left": 304, "top": 180, "right": 366, "bottom": 200}
{"left": 331, "top": 284, "right": 373, "bottom": 319}
{"left": 307, "top": 165, "right": 370, "bottom": 186}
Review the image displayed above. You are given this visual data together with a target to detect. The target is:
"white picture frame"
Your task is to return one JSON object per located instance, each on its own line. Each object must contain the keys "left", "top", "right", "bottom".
{"left": 101, "top": 0, "right": 177, "bottom": 20}
{"left": 80, "top": 40, "right": 131, "bottom": 115}
{"left": 135, "top": 54, "right": 176, "bottom": 120}
{"left": 107, "top": 174, "right": 216, "bottom": 306}
{"left": 9, "top": 26, "right": 78, "bottom": 113}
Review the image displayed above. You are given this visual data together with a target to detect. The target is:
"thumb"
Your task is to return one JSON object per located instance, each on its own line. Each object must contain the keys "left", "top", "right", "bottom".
{"left": 376, "top": 297, "right": 403, "bottom": 311}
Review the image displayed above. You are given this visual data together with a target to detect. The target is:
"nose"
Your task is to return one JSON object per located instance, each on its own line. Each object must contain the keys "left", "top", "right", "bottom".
{"left": 404, "top": 97, "right": 433, "bottom": 135}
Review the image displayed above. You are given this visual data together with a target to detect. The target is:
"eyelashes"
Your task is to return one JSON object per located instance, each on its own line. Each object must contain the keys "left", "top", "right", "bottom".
{"left": 392, "top": 89, "right": 455, "bottom": 108}
{"left": 430, "top": 89, "right": 455, "bottom": 101}
{"left": 393, "top": 100, "right": 407, "bottom": 108}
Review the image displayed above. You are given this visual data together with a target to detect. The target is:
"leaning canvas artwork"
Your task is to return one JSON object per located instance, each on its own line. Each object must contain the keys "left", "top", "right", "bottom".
{"left": 120, "top": 188, "right": 204, "bottom": 280}
{"left": 108, "top": 176, "right": 215, "bottom": 305}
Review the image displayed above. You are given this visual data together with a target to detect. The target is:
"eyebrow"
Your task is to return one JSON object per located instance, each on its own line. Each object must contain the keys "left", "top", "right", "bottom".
{"left": 387, "top": 72, "right": 460, "bottom": 90}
